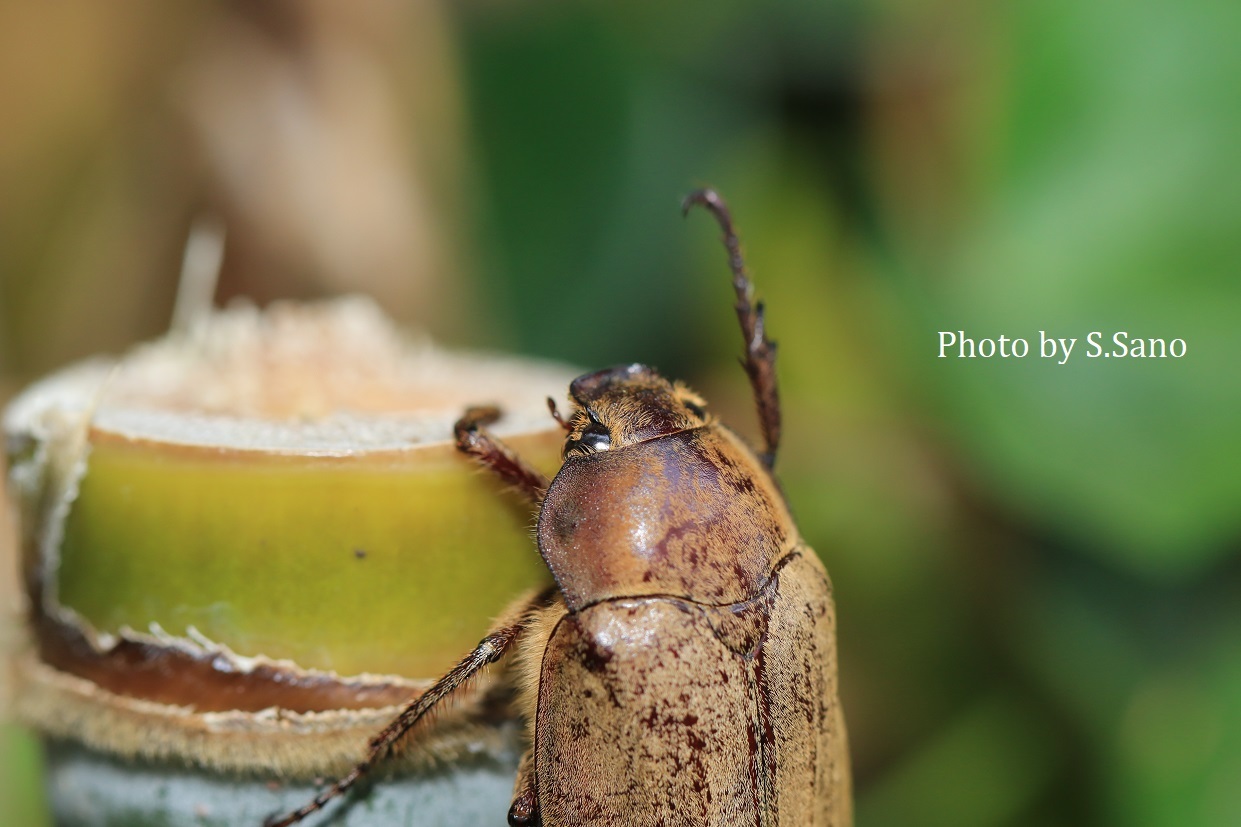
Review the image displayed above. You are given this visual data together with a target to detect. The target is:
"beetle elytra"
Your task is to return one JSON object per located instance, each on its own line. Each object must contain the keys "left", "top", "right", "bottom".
{"left": 265, "top": 189, "right": 851, "bottom": 826}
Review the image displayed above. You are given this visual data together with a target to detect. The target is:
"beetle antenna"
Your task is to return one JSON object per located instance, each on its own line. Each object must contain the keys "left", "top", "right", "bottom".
{"left": 682, "top": 188, "right": 781, "bottom": 469}
{"left": 546, "top": 397, "right": 571, "bottom": 431}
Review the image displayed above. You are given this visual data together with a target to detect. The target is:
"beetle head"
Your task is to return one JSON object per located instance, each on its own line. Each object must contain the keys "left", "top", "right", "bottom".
{"left": 561, "top": 364, "right": 710, "bottom": 459}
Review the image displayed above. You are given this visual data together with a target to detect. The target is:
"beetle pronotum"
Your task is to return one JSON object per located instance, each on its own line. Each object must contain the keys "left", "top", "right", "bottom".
{"left": 265, "top": 189, "right": 851, "bottom": 826}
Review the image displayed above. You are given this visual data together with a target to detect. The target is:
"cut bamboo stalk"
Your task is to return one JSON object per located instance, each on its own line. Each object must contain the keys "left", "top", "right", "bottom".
{"left": 3, "top": 297, "right": 578, "bottom": 824}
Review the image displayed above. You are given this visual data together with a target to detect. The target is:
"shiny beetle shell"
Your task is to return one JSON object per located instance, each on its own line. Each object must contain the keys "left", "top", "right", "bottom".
{"left": 528, "top": 364, "right": 851, "bottom": 825}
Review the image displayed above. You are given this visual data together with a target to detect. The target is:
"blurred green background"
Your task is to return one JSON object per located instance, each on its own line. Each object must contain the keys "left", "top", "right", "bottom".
{"left": 2, "top": 1, "right": 1239, "bottom": 825}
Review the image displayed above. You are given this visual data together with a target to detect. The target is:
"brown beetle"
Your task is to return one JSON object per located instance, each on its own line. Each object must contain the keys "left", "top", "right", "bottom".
{"left": 265, "top": 189, "right": 851, "bottom": 826}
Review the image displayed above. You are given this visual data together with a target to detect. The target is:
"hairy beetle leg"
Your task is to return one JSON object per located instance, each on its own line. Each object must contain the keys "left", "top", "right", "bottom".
{"left": 507, "top": 748, "right": 541, "bottom": 826}
{"left": 262, "top": 587, "right": 557, "bottom": 827}
{"left": 455, "top": 406, "right": 551, "bottom": 504}
{"left": 683, "top": 188, "right": 782, "bottom": 469}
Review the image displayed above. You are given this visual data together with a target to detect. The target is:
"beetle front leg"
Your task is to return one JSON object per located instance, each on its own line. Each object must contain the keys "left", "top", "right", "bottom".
{"left": 455, "top": 406, "right": 551, "bottom": 504}
{"left": 506, "top": 748, "right": 541, "bottom": 826}
{"left": 683, "top": 188, "right": 782, "bottom": 469}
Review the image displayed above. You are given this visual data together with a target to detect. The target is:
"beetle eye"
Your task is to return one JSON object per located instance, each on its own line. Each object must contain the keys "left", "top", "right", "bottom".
{"left": 568, "top": 423, "right": 612, "bottom": 457}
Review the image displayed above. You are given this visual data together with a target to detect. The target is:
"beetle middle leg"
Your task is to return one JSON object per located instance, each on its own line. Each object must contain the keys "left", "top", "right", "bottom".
{"left": 506, "top": 748, "right": 540, "bottom": 826}
{"left": 262, "top": 586, "right": 556, "bottom": 827}
{"left": 683, "top": 188, "right": 782, "bottom": 469}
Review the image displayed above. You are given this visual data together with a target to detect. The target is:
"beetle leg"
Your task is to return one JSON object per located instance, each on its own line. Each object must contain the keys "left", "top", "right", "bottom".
{"left": 683, "top": 188, "right": 782, "bottom": 469}
{"left": 262, "top": 587, "right": 557, "bottom": 827}
{"left": 506, "top": 748, "right": 541, "bottom": 826}
{"left": 546, "top": 396, "right": 571, "bottom": 431}
{"left": 455, "top": 406, "right": 551, "bottom": 504}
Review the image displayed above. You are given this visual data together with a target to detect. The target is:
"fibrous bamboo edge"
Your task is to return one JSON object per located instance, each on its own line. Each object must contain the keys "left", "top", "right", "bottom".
{"left": 14, "top": 652, "right": 519, "bottom": 779}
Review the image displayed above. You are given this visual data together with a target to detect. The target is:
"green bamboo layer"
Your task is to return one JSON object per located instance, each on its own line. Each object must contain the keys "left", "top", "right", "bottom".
{"left": 55, "top": 428, "right": 561, "bottom": 679}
